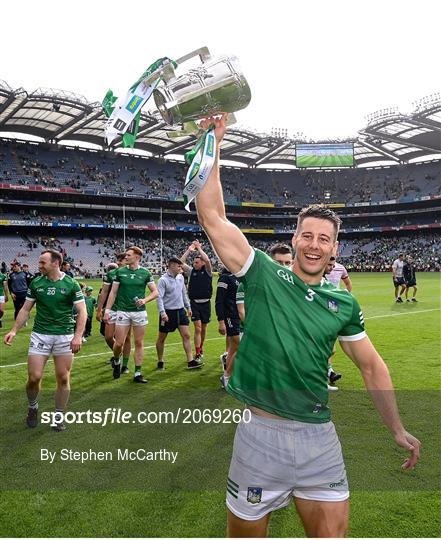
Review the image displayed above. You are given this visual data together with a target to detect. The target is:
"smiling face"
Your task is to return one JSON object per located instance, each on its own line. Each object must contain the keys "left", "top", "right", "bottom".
{"left": 38, "top": 252, "right": 58, "bottom": 276}
{"left": 292, "top": 217, "right": 338, "bottom": 284}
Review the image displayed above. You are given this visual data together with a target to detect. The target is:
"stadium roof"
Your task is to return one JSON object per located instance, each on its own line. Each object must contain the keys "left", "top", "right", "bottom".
{"left": 0, "top": 80, "right": 440, "bottom": 168}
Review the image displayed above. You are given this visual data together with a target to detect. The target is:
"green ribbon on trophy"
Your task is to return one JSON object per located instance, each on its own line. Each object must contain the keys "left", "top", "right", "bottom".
{"left": 102, "top": 46, "right": 251, "bottom": 208}
{"left": 102, "top": 57, "right": 177, "bottom": 148}
{"left": 183, "top": 127, "right": 217, "bottom": 211}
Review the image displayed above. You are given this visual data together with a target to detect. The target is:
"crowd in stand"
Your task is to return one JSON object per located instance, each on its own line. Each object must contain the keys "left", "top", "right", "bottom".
{"left": 1, "top": 138, "right": 440, "bottom": 205}
{"left": 2, "top": 231, "right": 439, "bottom": 278}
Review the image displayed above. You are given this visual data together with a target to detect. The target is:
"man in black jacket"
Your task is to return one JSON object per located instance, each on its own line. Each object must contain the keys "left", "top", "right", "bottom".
{"left": 215, "top": 267, "right": 240, "bottom": 389}
{"left": 181, "top": 240, "right": 213, "bottom": 361}
{"left": 8, "top": 262, "right": 29, "bottom": 319}
{"left": 403, "top": 256, "right": 418, "bottom": 302}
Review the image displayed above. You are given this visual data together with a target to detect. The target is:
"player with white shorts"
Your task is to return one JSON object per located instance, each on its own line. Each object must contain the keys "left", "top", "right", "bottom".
{"left": 96, "top": 254, "right": 132, "bottom": 371}
{"left": 104, "top": 246, "right": 158, "bottom": 384}
{"left": 4, "top": 249, "right": 86, "bottom": 432}
{"left": 195, "top": 114, "right": 420, "bottom": 538}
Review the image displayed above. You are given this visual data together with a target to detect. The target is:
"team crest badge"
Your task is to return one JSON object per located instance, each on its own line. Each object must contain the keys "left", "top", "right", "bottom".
{"left": 60, "top": 288, "right": 66, "bottom": 294}
{"left": 247, "top": 487, "right": 262, "bottom": 504}
{"left": 328, "top": 299, "right": 339, "bottom": 313}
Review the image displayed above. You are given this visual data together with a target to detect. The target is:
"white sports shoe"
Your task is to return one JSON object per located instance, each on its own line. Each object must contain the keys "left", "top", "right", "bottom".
{"left": 220, "top": 374, "right": 230, "bottom": 389}
{"left": 327, "top": 384, "right": 339, "bottom": 392}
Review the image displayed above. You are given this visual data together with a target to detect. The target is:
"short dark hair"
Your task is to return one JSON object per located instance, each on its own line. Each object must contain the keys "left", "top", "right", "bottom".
{"left": 168, "top": 257, "right": 183, "bottom": 266}
{"left": 41, "top": 249, "right": 62, "bottom": 266}
{"left": 297, "top": 205, "right": 341, "bottom": 239}
{"left": 269, "top": 243, "right": 292, "bottom": 258}
{"left": 106, "top": 262, "right": 118, "bottom": 272}
{"left": 116, "top": 252, "right": 127, "bottom": 262}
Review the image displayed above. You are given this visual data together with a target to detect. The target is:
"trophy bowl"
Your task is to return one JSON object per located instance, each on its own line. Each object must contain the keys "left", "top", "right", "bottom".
{"left": 153, "top": 51, "right": 251, "bottom": 126}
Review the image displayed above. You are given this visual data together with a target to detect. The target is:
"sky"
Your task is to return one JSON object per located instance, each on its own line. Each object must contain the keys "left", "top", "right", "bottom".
{"left": 1, "top": 0, "right": 440, "bottom": 140}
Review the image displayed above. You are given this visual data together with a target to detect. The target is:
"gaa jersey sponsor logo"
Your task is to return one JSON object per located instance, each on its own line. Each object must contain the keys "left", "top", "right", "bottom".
{"left": 126, "top": 95, "right": 143, "bottom": 113}
{"left": 277, "top": 268, "right": 295, "bottom": 285}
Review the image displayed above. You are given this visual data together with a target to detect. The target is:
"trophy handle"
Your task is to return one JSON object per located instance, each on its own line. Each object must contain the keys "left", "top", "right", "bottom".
{"left": 176, "top": 47, "right": 211, "bottom": 65}
{"left": 161, "top": 47, "right": 212, "bottom": 84}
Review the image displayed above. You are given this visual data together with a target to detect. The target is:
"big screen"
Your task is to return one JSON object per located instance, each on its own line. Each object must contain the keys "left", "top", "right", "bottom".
{"left": 296, "top": 143, "right": 354, "bottom": 168}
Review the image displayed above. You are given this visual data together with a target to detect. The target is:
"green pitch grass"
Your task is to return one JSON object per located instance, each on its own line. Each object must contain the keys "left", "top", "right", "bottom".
{"left": 0, "top": 273, "right": 440, "bottom": 537}
{"left": 296, "top": 154, "right": 354, "bottom": 168}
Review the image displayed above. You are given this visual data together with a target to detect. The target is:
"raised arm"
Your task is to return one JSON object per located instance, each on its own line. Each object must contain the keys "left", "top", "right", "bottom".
{"left": 180, "top": 243, "right": 196, "bottom": 274}
{"left": 195, "top": 114, "right": 252, "bottom": 274}
{"left": 193, "top": 240, "right": 212, "bottom": 274}
{"left": 340, "top": 336, "right": 421, "bottom": 469}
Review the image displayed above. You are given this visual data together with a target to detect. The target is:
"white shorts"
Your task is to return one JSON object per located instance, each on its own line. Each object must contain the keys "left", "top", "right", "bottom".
{"left": 28, "top": 332, "right": 74, "bottom": 357}
{"left": 106, "top": 309, "right": 117, "bottom": 324}
{"left": 0, "top": 295, "right": 5, "bottom": 304}
{"left": 116, "top": 310, "right": 148, "bottom": 327}
{"left": 226, "top": 412, "right": 349, "bottom": 521}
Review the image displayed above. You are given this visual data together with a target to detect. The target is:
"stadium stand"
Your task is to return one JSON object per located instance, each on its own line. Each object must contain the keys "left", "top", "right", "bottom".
{"left": 0, "top": 88, "right": 440, "bottom": 279}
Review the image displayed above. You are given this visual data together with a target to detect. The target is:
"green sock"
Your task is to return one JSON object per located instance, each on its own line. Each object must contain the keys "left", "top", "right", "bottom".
{"left": 134, "top": 365, "right": 141, "bottom": 375}
{"left": 122, "top": 357, "right": 129, "bottom": 368}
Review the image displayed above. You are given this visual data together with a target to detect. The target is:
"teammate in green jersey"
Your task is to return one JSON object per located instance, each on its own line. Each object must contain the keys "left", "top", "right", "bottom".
{"left": 0, "top": 271, "right": 10, "bottom": 328}
{"left": 83, "top": 286, "right": 97, "bottom": 338}
{"left": 3, "top": 249, "right": 86, "bottom": 431}
{"left": 96, "top": 254, "right": 132, "bottom": 370}
{"left": 196, "top": 114, "right": 420, "bottom": 538}
{"left": 104, "top": 246, "right": 158, "bottom": 383}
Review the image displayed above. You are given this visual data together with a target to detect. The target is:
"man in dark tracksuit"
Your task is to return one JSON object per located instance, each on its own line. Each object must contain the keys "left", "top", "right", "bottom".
{"left": 181, "top": 240, "right": 213, "bottom": 361}
{"left": 8, "top": 262, "right": 29, "bottom": 319}
{"left": 215, "top": 268, "right": 240, "bottom": 389}
{"left": 403, "top": 256, "right": 418, "bottom": 302}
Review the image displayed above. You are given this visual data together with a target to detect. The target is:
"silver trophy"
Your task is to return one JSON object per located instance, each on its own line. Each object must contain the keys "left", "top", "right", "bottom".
{"left": 153, "top": 47, "right": 251, "bottom": 126}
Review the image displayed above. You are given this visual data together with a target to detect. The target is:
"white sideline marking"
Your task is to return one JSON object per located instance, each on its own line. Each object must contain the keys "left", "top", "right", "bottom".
{"left": 0, "top": 308, "right": 439, "bottom": 369}
{"left": 365, "top": 308, "right": 440, "bottom": 320}
{"left": 0, "top": 336, "right": 225, "bottom": 369}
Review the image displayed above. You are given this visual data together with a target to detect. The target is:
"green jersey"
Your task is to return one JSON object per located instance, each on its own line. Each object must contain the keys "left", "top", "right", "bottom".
{"left": 103, "top": 267, "right": 121, "bottom": 311}
{"left": 26, "top": 274, "right": 84, "bottom": 335}
{"left": 227, "top": 249, "right": 366, "bottom": 423}
{"left": 0, "top": 273, "right": 6, "bottom": 296}
{"left": 85, "top": 295, "right": 97, "bottom": 317}
{"left": 113, "top": 266, "right": 154, "bottom": 312}
{"left": 236, "top": 282, "right": 245, "bottom": 332}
